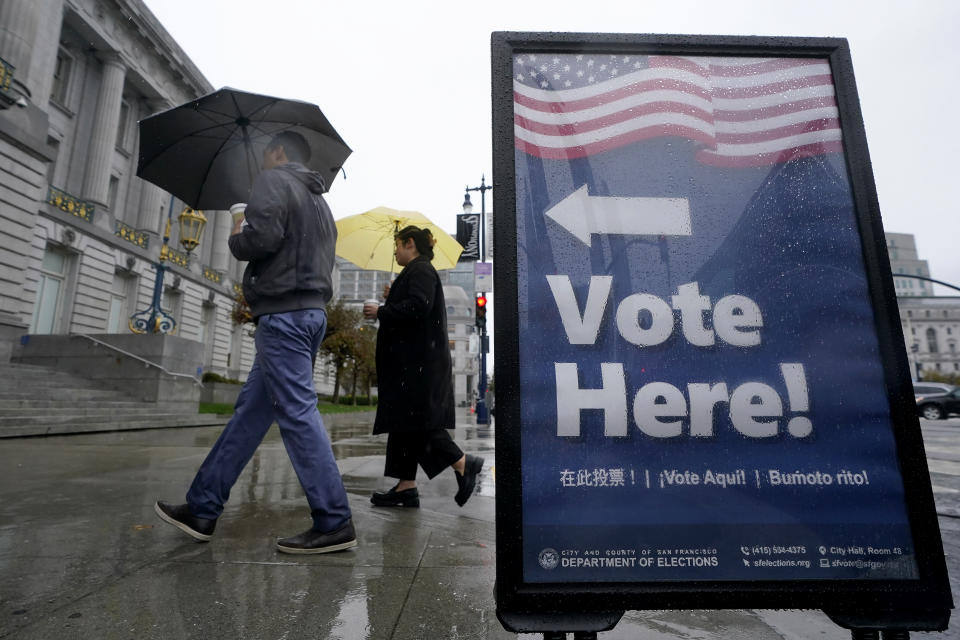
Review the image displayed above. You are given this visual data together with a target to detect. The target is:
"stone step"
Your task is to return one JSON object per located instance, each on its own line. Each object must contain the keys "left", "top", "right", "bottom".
{"left": 0, "top": 364, "right": 116, "bottom": 386}
{"left": 0, "top": 411, "right": 215, "bottom": 427}
{"left": 0, "top": 389, "right": 131, "bottom": 401}
{"left": 0, "top": 399, "right": 151, "bottom": 410}
{"left": 0, "top": 404, "right": 193, "bottom": 417}
{"left": 0, "top": 414, "right": 228, "bottom": 438}
{"left": 0, "top": 362, "right": 219, "bottom": 438}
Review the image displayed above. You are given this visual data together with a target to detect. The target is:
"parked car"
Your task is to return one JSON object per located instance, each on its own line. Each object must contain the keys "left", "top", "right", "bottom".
{"left": 913, "top": 382, "right": 955, "bottom": 398}
{"left": 916, "top": 387, "right": 960, "bottom": 420}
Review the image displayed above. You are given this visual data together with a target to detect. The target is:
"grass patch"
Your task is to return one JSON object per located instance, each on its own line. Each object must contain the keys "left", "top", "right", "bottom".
{"left": 199, "top": 402, "right": 234, "bottom": 415}
{"left": 199, "top": 401, "right": 375, "bottom": 415}
{"left": 318, "top": 402, "right": 375, "bottom": 414}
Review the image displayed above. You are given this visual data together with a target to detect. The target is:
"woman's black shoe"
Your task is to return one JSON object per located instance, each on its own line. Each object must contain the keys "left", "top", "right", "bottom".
{"left": 371, "top": 485, "right": 420, "bottom": 508}
{"left": 455, "top": 455, "right": 485, "bottom": 507}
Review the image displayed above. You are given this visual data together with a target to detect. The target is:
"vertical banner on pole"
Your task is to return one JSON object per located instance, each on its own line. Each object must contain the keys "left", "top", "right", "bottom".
{"left": 457, "top": 213, "right": 481, "bottom": 261}
{"left": 492, "top": 32, "right": 951, "bottom": 634}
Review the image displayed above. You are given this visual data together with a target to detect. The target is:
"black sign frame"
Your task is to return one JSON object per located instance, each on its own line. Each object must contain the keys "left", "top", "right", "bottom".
{"left": 491, "top": 31, "right": 951, "bottom": 633}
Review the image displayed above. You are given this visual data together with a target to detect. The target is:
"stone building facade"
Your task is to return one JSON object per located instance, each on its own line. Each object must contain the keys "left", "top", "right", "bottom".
{"left": 0, "top": 0, "right": 343, "bottom": 392}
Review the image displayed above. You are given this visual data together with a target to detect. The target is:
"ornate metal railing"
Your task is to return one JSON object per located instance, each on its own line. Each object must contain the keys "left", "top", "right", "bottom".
{"left": 0, "top": 56, "right": 14, "bottom": 92}
{"left": 47, "top": 186, "right": 94, "bottom": 223}
{"left": 159, "top": 243, "right": 189, "bottom": 268}
{"left": 203, "top": 266, "right": 222, "bottom": 284}
{"left": 115, "top": 220, "right": 149, "bottom": 248}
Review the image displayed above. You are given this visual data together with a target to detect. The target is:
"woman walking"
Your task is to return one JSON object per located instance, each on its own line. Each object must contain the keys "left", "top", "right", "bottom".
{"left": 363, "top": 225, "right": 484, "bottom": 508}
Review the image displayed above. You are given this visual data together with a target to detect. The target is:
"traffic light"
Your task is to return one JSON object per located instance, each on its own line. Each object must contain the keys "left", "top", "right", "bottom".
{"left": 475, "top": 294, "right": 487, "bottom": 330}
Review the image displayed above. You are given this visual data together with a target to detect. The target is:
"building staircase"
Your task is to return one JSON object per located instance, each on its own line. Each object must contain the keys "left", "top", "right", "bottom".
{"left": 0, "top": 362, "right": 228, "bottom": 438}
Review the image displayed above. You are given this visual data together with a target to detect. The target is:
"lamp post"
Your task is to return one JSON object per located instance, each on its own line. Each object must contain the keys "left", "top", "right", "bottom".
{"left": 463, "top": 175, "right": 492, "bottom": 425}
{"left": 129, "top": 197, "right": 207, "bottom": 334}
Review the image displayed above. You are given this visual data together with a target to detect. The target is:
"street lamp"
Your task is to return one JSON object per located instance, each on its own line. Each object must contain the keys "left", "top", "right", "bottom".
{"left": 130, "top": 198, "right": 207, "bottom": 334}
{"left": 464, "top": 176, "right": 492, "bottom": 424}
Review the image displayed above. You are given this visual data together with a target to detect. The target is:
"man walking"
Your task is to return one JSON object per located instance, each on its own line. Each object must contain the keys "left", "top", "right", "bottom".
{"left": 155, "top": 131, "right": 355, "bottom": 554}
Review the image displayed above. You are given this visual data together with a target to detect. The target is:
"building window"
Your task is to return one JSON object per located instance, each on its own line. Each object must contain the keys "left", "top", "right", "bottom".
{"left": 30, "top": 246, "right": 69, "bottom": 334}
{"left": 927, "top": 327, "right": 939, "bottom": 354}
{"left": 108, "top": 176, "right": 120, "bottom": 212}
{"left": 907, "top": 310, "right": 913, "bottom": 318}
{"left": 50, "top": 47, "right": 73, "bottom": 106}
{"left": 106, "top": 271, "right": 136, "bottom": 333}
{"left": 116, "top": 99, "right": 130, "bottom": 150}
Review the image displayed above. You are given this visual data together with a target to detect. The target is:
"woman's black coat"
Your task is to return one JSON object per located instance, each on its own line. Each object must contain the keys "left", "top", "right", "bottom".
{"left": 372, "top": 255, "right": 455, "bottom": 434}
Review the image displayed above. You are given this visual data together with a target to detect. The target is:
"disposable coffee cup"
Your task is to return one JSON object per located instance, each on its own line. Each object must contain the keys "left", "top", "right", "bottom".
{"left": 230, "top": 202, "right": 247, "bottom": 224}
{"left": 363, "top": 299, "right": 379, "bottom": 323}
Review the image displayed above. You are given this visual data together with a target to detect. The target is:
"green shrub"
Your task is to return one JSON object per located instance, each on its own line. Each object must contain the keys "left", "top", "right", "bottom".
{"left": 322, "top": 395, "right": 378, "bottom": 406}
{"left": 199, "top": 402, "right": 234, "bottom": 414}
{"left": 201, "top": 399, "right": 376, "bottom": 416}
{"left": 919, "top": 371, "right": 960, "bottom": 385}
{"left": 202, "top": 371, "right": 242, "bottom": 385}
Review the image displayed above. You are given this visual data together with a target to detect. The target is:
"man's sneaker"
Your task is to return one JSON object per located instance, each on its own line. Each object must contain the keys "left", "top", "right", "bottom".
{"left": 276, "top": 518, "right": 358, "bottom": 555}
{"left": 455, "top": 454, "right": 485, "bottom": 507}
{"left": 370, "top": 485, "right": 420, "bottom": 508}
{"left": 154, "top": 501, "right": 216, "bottom": 542}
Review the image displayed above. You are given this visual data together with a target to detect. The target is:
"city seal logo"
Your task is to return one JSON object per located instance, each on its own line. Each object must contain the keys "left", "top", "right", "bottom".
{"left": 538, "top": 548, "right": 559, "bottom": 570}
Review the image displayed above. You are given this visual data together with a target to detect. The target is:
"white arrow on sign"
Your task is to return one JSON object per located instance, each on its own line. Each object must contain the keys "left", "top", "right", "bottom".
{"left": 544, "top": 185, "right": 691, "bottom": 247}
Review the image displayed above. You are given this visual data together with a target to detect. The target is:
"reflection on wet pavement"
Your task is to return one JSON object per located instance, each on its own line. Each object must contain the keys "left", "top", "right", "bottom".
{"left": 326, "top": 413, "right": 497, "bottom": 502}
{"left": 0, "top": 410, "right": 876, "bottom": 639}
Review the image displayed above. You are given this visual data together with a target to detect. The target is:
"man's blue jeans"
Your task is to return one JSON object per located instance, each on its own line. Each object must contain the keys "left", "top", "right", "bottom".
{"left": 186, "top": 309, "right": 351, "bottom": 532}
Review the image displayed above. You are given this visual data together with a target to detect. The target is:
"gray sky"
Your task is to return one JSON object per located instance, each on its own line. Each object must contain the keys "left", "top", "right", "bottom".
{"left": 142, "top": 0, "right": 960, "bottom": 292}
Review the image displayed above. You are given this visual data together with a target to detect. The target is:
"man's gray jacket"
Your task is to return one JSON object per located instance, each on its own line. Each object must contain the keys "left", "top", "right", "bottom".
{"left": 228, "top": 162, "right": 337, "bottom": 319}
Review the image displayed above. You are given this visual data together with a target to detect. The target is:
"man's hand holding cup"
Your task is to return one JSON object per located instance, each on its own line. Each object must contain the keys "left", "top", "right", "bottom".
{"left": 230, "top": 203, "right": 247, "bottom": 235}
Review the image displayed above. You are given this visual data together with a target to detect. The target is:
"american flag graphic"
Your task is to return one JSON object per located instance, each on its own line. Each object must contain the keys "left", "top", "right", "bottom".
{"left": 513, "top": 53, "right": 843, "bottom": 167}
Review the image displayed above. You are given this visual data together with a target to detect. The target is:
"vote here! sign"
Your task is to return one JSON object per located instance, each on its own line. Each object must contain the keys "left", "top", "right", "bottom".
{"left": 505, "top": 47, "right": 920, "bottom": 585}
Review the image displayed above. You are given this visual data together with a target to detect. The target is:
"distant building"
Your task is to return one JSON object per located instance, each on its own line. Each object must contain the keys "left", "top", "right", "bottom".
{"left": 444, "top": 285, "right": 476, "bottom": 407}
{"left": 886, "top": 232, "right": 933, "bottom": 297}
{"left": 334, "top": 257, "right": 393, "bottom": 308}
{"left": 885, "top": 232, "right": 960, "bottom": 381}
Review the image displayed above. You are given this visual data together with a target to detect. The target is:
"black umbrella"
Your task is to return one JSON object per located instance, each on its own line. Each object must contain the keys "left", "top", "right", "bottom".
{"left": 137, "top": 87, "right": 351, "bottom": 210}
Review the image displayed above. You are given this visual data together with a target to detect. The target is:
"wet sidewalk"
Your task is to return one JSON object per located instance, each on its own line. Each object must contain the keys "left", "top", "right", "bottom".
{"left": 0, "top": 411, "right": 950, "bottom": 639}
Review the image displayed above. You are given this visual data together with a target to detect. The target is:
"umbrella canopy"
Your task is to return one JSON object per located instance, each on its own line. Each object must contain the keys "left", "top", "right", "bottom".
{"left": 137, "top": 87, "right": 351, "bottom": 210}
{"left": 335, "top": 207, "right": 463, "bottom": 273}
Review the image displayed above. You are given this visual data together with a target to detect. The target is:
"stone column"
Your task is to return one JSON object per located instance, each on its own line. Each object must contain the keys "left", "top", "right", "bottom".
{"left": 210, "top": 211, "right": 232, "bottom": 273}
{"left": 81, "top": 53, "right": 126, "bottom": 208}
{"left": 0, "top": 0, "right": 39, "bottom": 102}
{"left": 136, "top": 98, "right": 168, "bottom": 233}
{"left": 136, "top": 181, "right": 164, "bottom": 243}
{"left": 25, "top": 0, "right": 65, "bottom": 109}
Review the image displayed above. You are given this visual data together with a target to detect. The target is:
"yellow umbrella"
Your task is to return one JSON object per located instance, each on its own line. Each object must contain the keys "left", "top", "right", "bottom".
{"left": 335, "top": 206, "right": 463, "bottom": 273}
